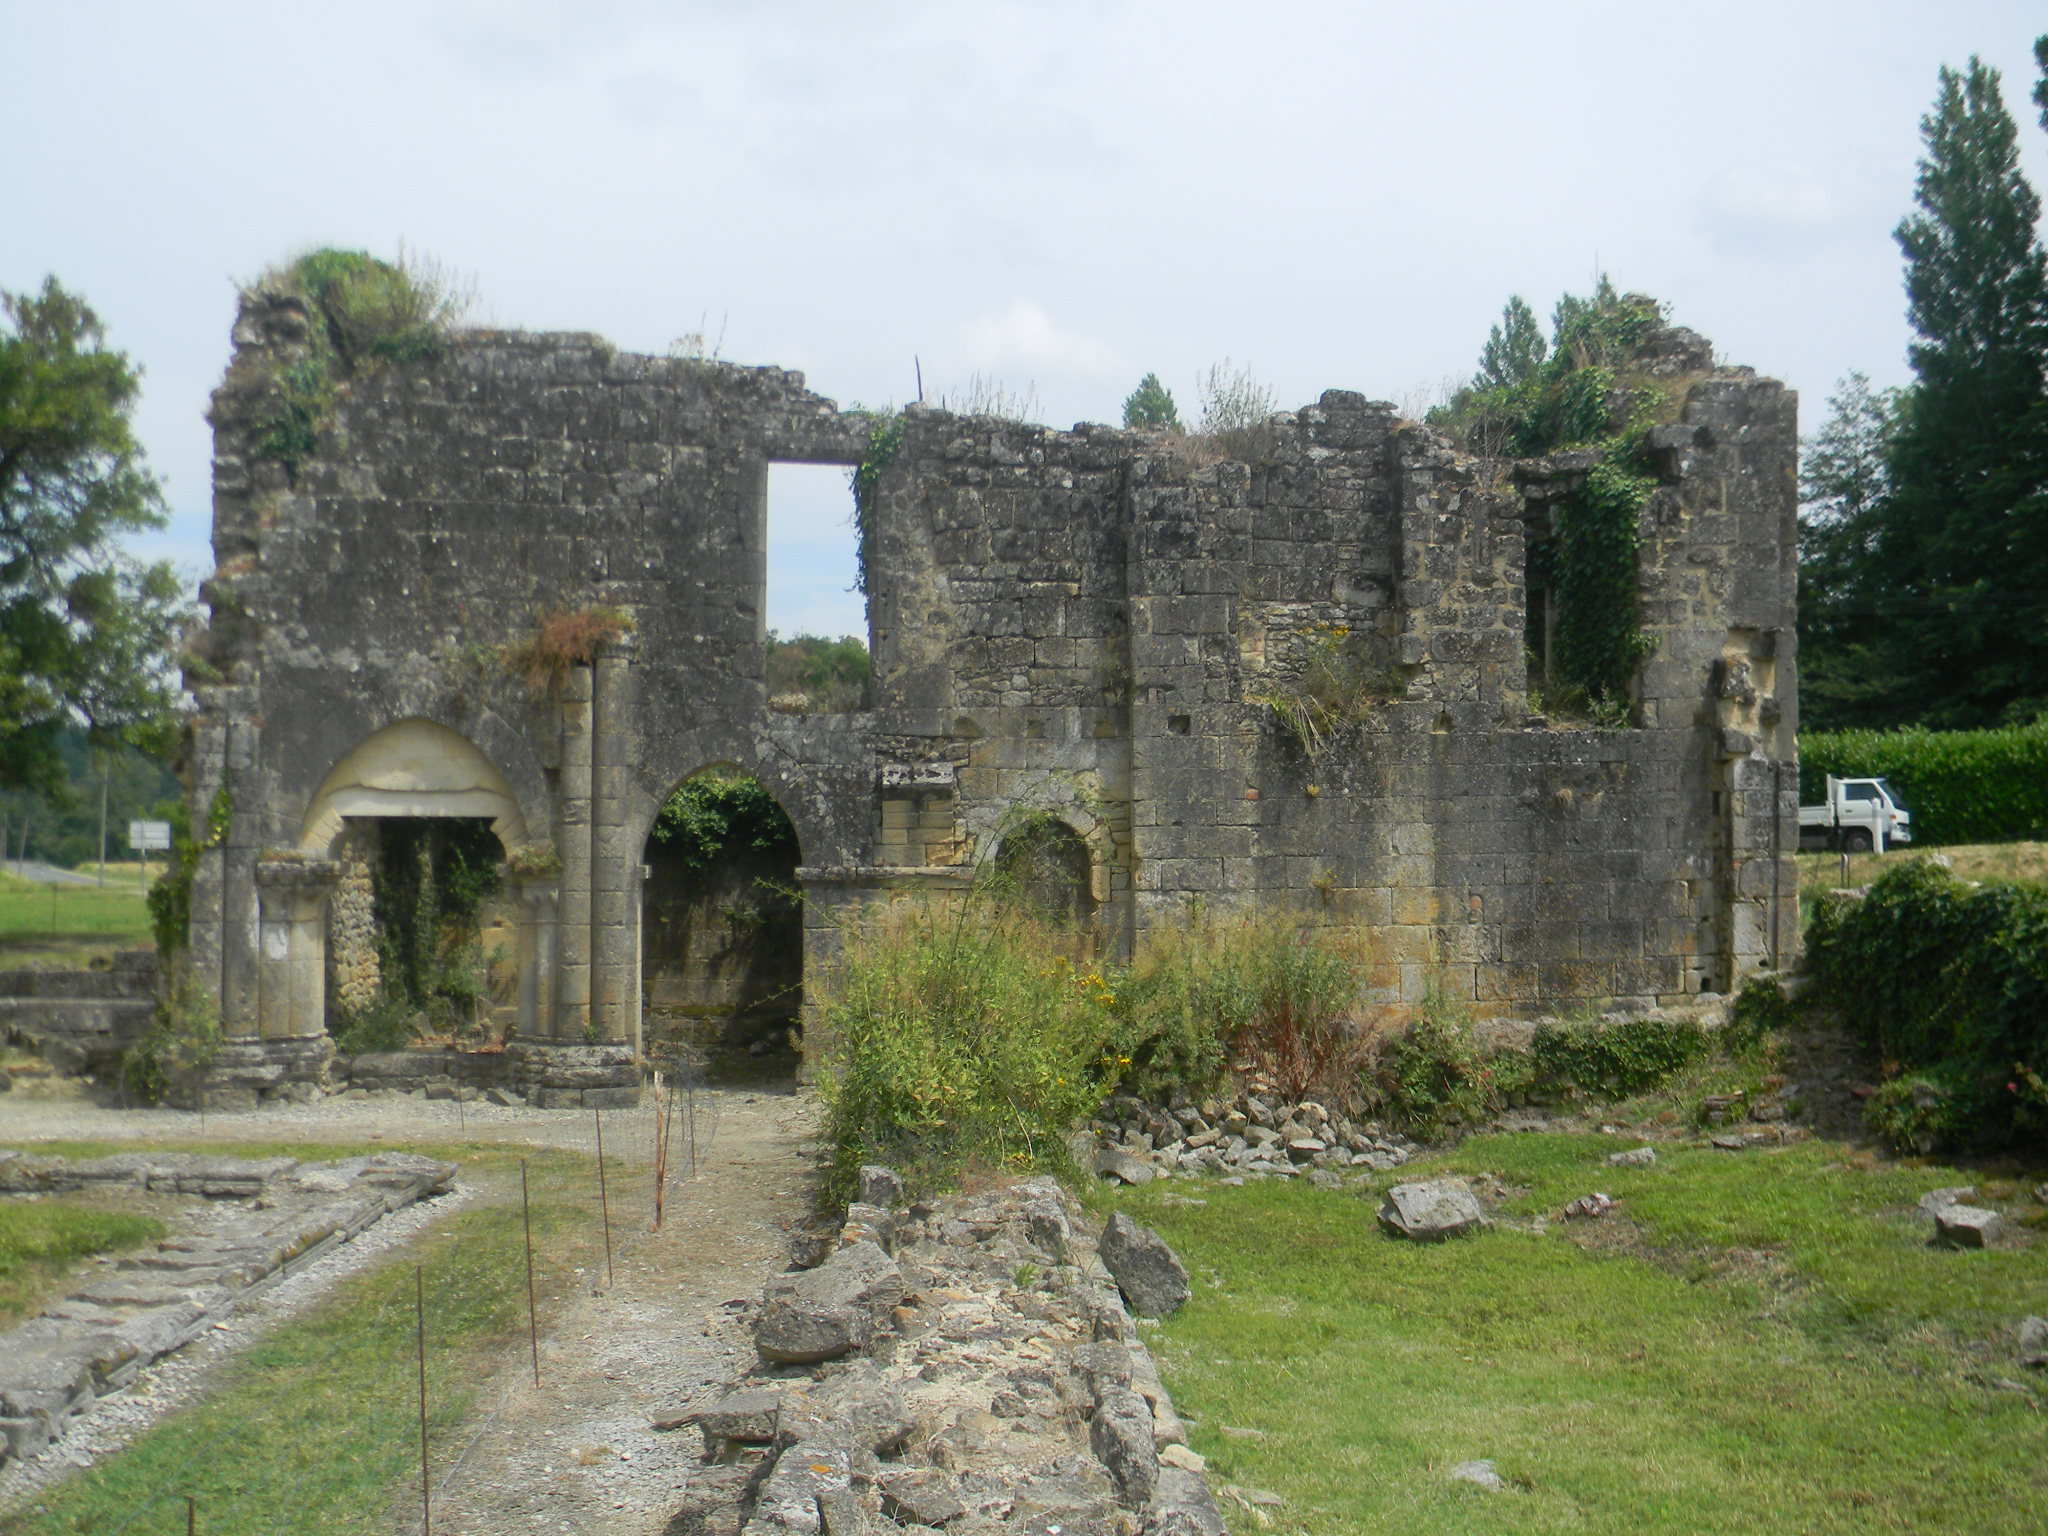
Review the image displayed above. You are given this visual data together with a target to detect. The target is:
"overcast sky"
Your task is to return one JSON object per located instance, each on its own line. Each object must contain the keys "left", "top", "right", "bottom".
{"left": 5, "top": 1, "right": 2045, "bottom": 638}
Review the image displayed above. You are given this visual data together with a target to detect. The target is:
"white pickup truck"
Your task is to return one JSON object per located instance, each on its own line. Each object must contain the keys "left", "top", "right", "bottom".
{"left": 1799, "top": 775, "right": 1913, "bottom": 853}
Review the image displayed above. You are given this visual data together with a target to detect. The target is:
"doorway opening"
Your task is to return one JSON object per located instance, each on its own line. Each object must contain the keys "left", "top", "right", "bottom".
{"left": 641, "top": 769, "right": 803, "bottom": 1071}
{"left": 327, "top": 816, "right": 517, "bottom": 1053}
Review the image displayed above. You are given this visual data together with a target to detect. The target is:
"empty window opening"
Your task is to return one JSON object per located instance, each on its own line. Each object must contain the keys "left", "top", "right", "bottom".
{"left": 641, "top": 770, "right": 803, "bottom": 1072}
{"left": 767, "top": 462, "right": 869, "bottom": 714}
{"left": 328, "top": 816, "right": 514, "bottom": 1052}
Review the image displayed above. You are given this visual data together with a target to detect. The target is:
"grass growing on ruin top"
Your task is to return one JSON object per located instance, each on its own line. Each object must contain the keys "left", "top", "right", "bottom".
{"left": 0, "top": 1144, "right": 601, "bottom": 1536}
{"left": 1104, "top": 1136, "right": 2047, "bottom": 1536}
{"left": 0, "top": 868, "right": 154, "bottom": 967}
{"left": 0, "top": 1198, "right": 166, "bottom": 1328}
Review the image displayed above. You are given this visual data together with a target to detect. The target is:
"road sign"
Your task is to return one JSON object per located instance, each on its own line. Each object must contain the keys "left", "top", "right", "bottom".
{"left": 128, "top": 820, "right": 172, "bottom": 852}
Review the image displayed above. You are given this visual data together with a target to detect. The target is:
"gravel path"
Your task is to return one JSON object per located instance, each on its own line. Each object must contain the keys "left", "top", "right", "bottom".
{"left": 0, "top": 1078, "right": 821, "bottom": 1534}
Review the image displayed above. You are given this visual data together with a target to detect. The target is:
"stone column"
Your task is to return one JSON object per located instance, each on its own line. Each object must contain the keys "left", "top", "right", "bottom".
{"left": 556, "top": 665, "right": 595, "bottom": 1039}
{"left": 514, "top": 876, "right": 559, "bottom": 1039}
{"left": 590, "top": 633, "right": 639, "bottom": 1046}
{"left": 254, "top": 859, "right": 339, "bottom": 1039}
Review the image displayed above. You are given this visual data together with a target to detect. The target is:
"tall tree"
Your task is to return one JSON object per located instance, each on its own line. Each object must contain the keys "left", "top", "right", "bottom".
{"left": 1797, "top": 373, "right": 1901, "bottom": 728}
{"left": 1872, "top": 57, "right": 2048, "bottom": 728}
{"left": 1120, "top": 373, "right": 1181, "bottom": 431}
{"left": 0, "top": 278, "right": 187, "bottom": 796}
{"left": 1475, "top": 295, "right": 1546, "bottom": 391}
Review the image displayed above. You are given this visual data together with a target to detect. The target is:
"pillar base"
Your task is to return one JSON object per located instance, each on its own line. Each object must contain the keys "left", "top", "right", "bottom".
{"left": 505, "top": 1038, "right": 641, "bottom": 1108}
{"left": 176, "top": 1036, "right": 338, "bottom": 1111}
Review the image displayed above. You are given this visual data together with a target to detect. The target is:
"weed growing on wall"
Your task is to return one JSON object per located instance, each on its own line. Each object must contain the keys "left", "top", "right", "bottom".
{"left": 1249, "top": 623, "right": 1403, "bottom": 756}
{"left": 501, "top": 604, "right": 634, "bottom": 695}
{"left": 1194, "top": 360, "right": 1279, "bottom": 461}
{"left": 245, "top": 247, "right": 470, "bottom": 479}
{"left": 146, "top": 785, "right": 230, "bottom": 957}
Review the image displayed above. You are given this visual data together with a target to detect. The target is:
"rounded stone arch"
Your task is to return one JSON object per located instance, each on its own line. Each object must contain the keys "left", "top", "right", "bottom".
{"left": 968, "top": 796, "right": 1117, "bottom": 908}
{"left": 989, "top": 814, "right": 1098, "bottom": 927}
{"left": 298, "top": 717, "right": 531, "bottom": 856}
{"left": 624, "top": 745, "right": 833, "bottom": 877}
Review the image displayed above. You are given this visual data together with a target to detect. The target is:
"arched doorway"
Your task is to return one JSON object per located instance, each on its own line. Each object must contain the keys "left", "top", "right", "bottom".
{"left": 298, "top": 720, "right": 529, "bottom": 1049}
{"left": 641, "top": 769, "right": 803, "bottom": 1068}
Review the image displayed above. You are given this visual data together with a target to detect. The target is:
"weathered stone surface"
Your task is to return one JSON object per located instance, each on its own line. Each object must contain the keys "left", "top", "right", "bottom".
{"left": 2019, "top": 1315, "right": 2047, "bottom": 1368}
{"left": 1098, "top": 1212, "right": 1190, "bottom": 1317}
{"left": 1093, "top": 1148, "right": 1156, "bottom": 1187}
{"left": 183, "top": 296, "right": 1796, "bottom": 1096}
{"left": 1608, "top": 1146, "right": 1657, "bottom": 1167}
{"left": 0, "top": 1149, "right": 456, "bottom": 1470}
{"left": 696, "top": 1388, "right": 784, "bottom": 1451}
{"left": 857, "top": 1165, "right": 906, "bottom": 1208}
{"left": 1450, "top": 1459, "right": 1509, "bottom": 1491}
{"left": 879, "top": 1470, "right": 967, "bottom": 1528}
{"left": 1933, "top": 1205, "right": 2003, "bottom": 1248}
{"left": 1090, "top": 1386, "right": 1161, "bottom": 1508}
{"left": 1378, "top": 1179, "right": 1488, "bottom": 1241}
{"left": 754, "top": 1301, "right": 873, "bottom": 1367}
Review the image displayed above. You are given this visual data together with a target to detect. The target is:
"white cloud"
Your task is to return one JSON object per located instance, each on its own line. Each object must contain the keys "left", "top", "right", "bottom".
{"left": 960, "top": 301, "right": 1123, "bottom": 378}
{"left": 1700, "top": 163, "right": 1849, "bottom": 252}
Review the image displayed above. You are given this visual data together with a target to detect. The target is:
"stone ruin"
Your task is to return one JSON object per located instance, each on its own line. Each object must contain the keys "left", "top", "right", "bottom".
{"left": 172, "top": 285, "right": 1798, "bottom": 1102}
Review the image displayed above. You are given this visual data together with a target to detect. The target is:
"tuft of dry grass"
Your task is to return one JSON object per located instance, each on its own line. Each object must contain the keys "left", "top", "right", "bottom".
{"left": 501, "top": 605, "right": 634, "bottom": 695}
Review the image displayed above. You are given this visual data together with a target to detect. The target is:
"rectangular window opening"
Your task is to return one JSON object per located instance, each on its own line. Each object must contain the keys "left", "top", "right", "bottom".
{"left": 766, "top": 461, "right": 870, "bottom": 714}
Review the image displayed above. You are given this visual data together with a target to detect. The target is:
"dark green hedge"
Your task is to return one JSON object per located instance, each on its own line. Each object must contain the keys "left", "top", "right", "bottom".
{"left": 1806, "top": 859, "right": 2048, "bottom": 1152}
{"left": 1798, "top": 722, "right": 2048, "bottom": 846}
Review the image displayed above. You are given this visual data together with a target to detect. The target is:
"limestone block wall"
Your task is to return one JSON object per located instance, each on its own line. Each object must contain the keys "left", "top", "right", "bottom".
{"left": 182, "top": 288, "right": 1797, "bottom": 1092}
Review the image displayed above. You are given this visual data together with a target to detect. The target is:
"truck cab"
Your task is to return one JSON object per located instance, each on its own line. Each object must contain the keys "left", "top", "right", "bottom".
{"left": 1798, "top": 775, "right": 1913, "bottom": 853}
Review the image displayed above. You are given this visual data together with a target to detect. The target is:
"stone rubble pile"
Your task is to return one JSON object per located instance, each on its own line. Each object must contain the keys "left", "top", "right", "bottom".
{"left": 665, "top": 1167, "right": 1227, "bottom": 1536}
{"left": 0, "top": 1148, "right": 456, "bottom": 1468}
{"left": 1083, "top": 1091, "right": 1416, "bottom": 1186}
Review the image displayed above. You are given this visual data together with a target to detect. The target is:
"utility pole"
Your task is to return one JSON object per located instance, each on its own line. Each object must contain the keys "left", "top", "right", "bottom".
{"left": 97, "top": 752, "right": 109, "bottom": 888}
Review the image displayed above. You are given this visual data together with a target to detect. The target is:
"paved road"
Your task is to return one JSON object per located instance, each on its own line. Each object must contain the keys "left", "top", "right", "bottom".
{"left": 5, "top": 861, "right": 128, "bottom": 886}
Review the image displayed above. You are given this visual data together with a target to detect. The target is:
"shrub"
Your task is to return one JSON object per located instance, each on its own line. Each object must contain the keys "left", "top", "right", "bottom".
{"left": 1797, "top": 721, "right": 2048, "bottom": 845}
{"left": 650, "top": 773, "right": 799, "bottom": 873}
{"left": 332, "top": 991, "right": 419, "bottom": 1056}
{"left": 765, "top": 632, "right": 869, "bottom": 714}
{"left": 1195, "top": 360, "right": 1279, "bottom": 460}
{"left": 816, "top": 899, "right": 1123, "bottom": 1203}
{"left": 1115, "top": 913, "right": 1366, "bottom": 1105}
{"left": 1806, "top": 857, "right": 2048, "bottom": 1152}
{"left": 1530, "top": 1012, "right": 1709, "bottom": 1095}
{"left": 1368, "top": 985, "right": 1503, "bottom": 1138}
{"left": 120, "top": 974, "right": 221, "bottom": 1105}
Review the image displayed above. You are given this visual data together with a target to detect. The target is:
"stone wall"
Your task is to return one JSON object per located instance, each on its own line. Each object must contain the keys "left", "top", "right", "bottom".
{"left": 0, "top": 950, "right": 158, "bottom": 1076}
{"left": 643, "top": 849, "right": 804, "bottom": 1055}
{"left": 179, "top": 285, "right": 1798, "bottom": 1095}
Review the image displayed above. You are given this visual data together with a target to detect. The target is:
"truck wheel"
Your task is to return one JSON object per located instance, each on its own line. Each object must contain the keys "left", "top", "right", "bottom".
{"left": 1843, "top": 830, "right": 1873, "bottom": 853}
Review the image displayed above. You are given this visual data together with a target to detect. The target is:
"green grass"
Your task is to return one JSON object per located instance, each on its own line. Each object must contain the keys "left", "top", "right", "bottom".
{"left": 0, "top": 1144, "right": 603, "bottom": 1536}
{"left": 0, "top": 1200, "right": 167, "bottom": 1327}
{"left": 0, "top": 869, "right": 154, "bottom": 968}
{"left": 1104, "top": 1134, "right": 2048, "bottom": 1535}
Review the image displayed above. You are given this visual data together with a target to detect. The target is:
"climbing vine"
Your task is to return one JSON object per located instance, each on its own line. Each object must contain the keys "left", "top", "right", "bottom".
{"left": 848, "top": 409, "right": 905, "bottom": 596}
{"left": 1431, "top": 279, "right": 1688, "bottom": 721}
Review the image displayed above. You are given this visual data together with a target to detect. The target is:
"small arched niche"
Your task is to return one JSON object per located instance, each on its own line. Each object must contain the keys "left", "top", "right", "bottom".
{"left": 991, "top": 814, "right": 1097, "bottom": 931}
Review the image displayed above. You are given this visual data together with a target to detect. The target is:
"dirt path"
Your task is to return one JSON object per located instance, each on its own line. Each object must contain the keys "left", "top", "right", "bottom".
{"left": 0, "top": 1080, "right": 821, "bottom": 1535}
{"left": 426, "top": 1090, "right": 817, "bottom": 1535}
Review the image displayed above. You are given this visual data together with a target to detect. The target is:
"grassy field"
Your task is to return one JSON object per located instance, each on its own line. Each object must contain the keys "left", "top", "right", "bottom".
{"left": 0, "top": 869, "right": 154, "bottom": 969}
{"left": 1797, "top": 838, "right": 2048, "bottom": 898}
{"left": 0, "top": 1141, "right": 605, "bottom": 1536}
{"left": 1103, "top": 1136, "right": 2047, "bottom": 1536}
{"left": 0, "top": 1199, "right": 168, "bottom": 1328}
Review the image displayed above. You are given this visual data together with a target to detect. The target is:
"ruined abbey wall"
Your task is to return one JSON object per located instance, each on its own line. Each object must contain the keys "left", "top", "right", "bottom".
{"left": 180, "top": 285, "right": 1798, "bottom": 1098}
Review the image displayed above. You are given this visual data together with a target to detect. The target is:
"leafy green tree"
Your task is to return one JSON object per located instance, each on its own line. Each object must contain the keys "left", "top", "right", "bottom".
{"left": 1120, "top": 373, "right": 1182, "bottom": 431}
{"left": 1475, "top": 296, "right": 1547, "bottom": 391}
{"left": 1866, "top": 58, "right": 2048, "bottom": 728}
{"left": 0, "top": 279, "right": 188, "bottom": 797}
{"left": 1797, "top": 374, "right": 1902, "bottom": 728}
